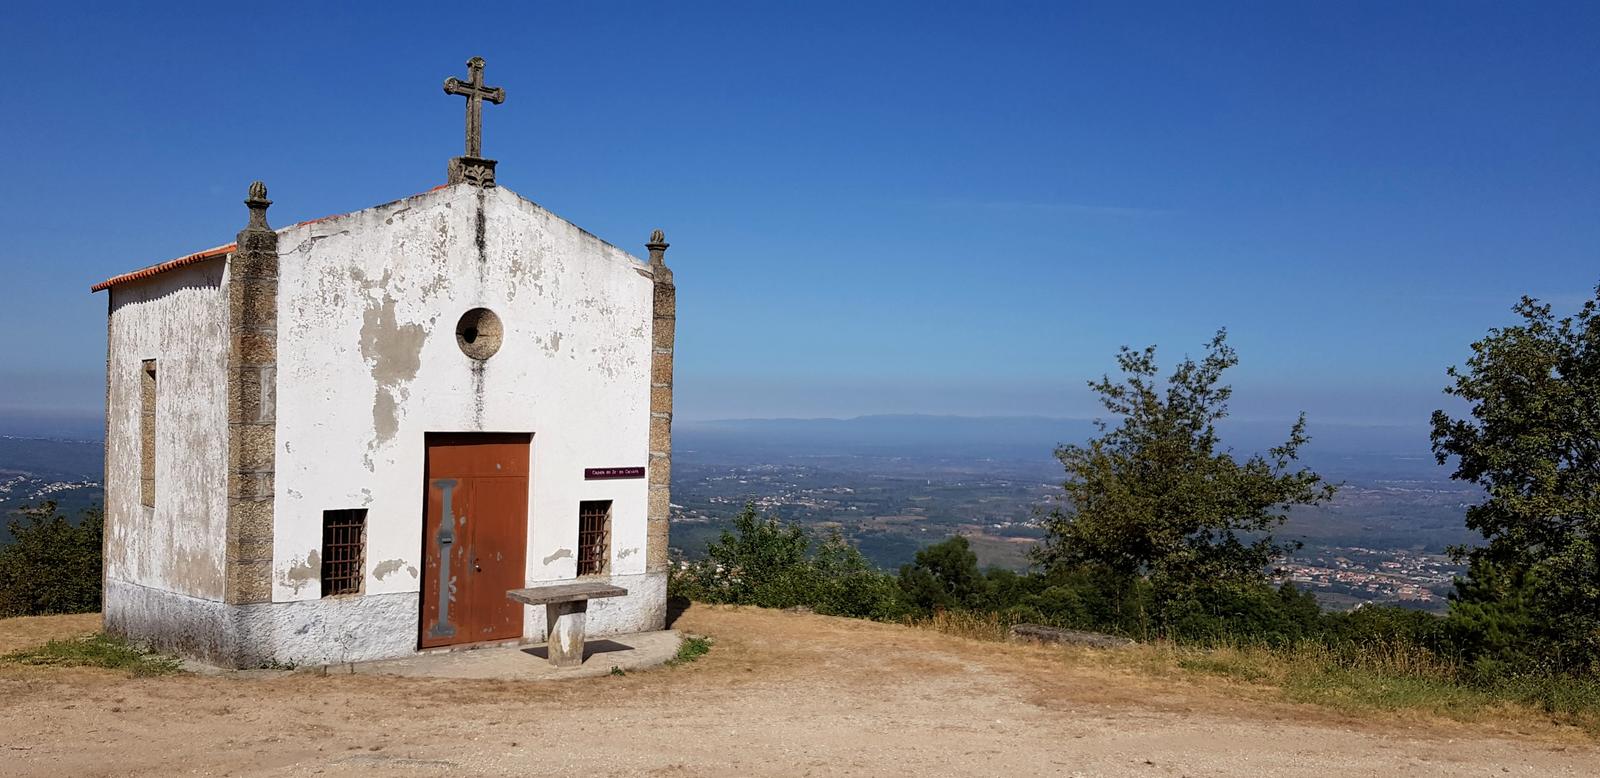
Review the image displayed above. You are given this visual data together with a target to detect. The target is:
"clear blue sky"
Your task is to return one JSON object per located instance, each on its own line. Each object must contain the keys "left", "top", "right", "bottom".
{"left": 2, "top": 2, "right": 1596, "bottom": 428}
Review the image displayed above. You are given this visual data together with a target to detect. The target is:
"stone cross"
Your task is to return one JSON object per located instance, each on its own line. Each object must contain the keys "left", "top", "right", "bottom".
{"left": 443, "top": 56, "right": 505, "bottom": 159}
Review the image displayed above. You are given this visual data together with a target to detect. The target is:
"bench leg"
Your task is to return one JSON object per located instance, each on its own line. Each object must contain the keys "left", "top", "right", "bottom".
{"left": 545, "top": 600, "right": 588, "bottom": 668}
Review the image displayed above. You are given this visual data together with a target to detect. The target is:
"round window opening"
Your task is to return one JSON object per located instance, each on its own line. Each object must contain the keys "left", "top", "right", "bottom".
{"left": 455, "top": 308, "right": 503, "bottom": 360}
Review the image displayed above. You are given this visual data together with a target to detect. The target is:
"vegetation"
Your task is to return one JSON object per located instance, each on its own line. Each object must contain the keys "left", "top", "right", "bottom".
{"left": 669, "top": 504, "right": 908, "bottom": 620}
{"left": 3, "top": 633, "right": 182, "bottom": 677}
{"left": 0, "top": 501, "right": 103, "bottom": 617}
{"left": 667, "top": 635, "right": 714, "bottom": 666}
{"left": 672, "top": 315, "right": 1600, "bottom": 731}
{"left": 1431, "top": 292, "right": 1600, "bottom": 676}
{"left": 1034, "top": 330, "right": 1336, "bottom": 635}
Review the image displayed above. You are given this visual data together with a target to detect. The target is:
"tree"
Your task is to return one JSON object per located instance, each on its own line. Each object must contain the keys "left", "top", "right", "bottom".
{"left": 1033, "top": 330, "right": 1336, "bottom": 630}
{"left": 0, "top": 501, "right": 103, "bottom": 617}
{"left": 1431, "top": 293, "right": 1600, "bottom": 673}
{"left": 898, "top": 535, "right": 988, "bottom": 613}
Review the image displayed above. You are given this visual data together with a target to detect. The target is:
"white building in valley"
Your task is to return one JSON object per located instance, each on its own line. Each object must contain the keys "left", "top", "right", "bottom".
{"left": 90, "top": 58, "right": 677, "bottom": 668}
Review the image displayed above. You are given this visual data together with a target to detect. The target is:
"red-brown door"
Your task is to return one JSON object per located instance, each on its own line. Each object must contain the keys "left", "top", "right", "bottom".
{"left": 420, "top": 433, "right": 530, "bottom": 648}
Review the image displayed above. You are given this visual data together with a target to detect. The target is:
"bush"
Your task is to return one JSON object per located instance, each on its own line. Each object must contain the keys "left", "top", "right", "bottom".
{"left": 669, "top": 503, "right": 910, "bottom": 620}
{"left": 898, "top": 536, "right": 988, "bottom": 613}
{"left": 0, "top": 502, "right": 103, "bottom": 617}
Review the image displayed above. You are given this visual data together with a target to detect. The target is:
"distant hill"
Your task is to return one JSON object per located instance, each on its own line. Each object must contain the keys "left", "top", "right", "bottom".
{"left": 678, "top": 414, "right": 1438, "bottom": 474}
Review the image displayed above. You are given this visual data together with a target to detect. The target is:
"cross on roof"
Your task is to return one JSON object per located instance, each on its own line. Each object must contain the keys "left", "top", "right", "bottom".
{"left": 443, "top": 56, "right": 505, "bottom": 159}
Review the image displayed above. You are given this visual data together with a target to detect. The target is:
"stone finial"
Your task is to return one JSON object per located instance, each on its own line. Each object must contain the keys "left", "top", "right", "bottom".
{"left": 646, "top": 229, "right": 670, "bottom": 265}
{"left": 244, "top": 181, "right": 272, "bottom": 231}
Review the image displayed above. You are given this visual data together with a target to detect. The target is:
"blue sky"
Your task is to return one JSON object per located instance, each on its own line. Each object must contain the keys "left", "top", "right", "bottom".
{"left": 1, "top": 2, "right": 1596, "bottom": 430}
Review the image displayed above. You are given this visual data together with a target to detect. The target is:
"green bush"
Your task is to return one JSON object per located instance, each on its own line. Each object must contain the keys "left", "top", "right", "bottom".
{"left": 668, "top": 503, "right": 910, "bottom": 620}
{"left": 898, "top": 535, "right": 988, "bottom": 612}
{"left": 0, "top": 502, "right": 103, "bottom": 617}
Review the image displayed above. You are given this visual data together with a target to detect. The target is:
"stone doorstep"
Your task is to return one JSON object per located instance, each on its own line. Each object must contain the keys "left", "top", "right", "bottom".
{"left": 335, "top": 629, "right": 683, "bottom": 681}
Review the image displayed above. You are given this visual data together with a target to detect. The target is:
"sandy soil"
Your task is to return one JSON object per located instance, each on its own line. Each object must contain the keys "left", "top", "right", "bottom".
{"left": 0, "top": 605, "right": 1594, "bottom": 777}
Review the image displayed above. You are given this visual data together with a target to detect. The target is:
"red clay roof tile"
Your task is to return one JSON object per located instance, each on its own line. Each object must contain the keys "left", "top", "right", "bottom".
{"left": 90, "top": 184, "right": 458, "bottom": 293}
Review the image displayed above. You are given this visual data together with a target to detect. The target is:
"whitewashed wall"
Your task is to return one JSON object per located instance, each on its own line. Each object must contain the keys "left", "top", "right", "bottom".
{"left": 273, "top": 184, "right": 655, "bottom": 641}
{"left": 104, "top": 260, "right": 230, "bottom": 601}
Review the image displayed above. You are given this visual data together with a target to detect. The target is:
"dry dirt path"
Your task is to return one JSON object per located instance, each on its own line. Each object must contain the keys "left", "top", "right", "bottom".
{"left": 0, "top": 606, "right": 1594, "bottom": 777}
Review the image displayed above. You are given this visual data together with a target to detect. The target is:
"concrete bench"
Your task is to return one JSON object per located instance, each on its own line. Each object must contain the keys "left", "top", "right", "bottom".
{"left": 506, "top": 581, "right": 628, "bottom": 668}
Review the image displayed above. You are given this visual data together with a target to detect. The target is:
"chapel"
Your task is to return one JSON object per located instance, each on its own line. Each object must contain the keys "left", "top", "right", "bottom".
{"left": 90, "top": 57, "right": 676, "bottom": 668}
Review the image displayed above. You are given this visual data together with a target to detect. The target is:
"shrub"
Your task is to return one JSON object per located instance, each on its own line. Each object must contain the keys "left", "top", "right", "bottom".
{"left": 0, "top": 502, "right": 103, "bottom": 617}
{"left": 669, "top": 503, "right": 910, "bottom": 620}
{"left": 898, "top": 536, "right": 988, "bottom": 613}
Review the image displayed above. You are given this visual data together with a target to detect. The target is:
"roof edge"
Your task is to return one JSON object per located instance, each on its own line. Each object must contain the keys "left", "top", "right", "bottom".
{"left": 90, "top": 184, "right": 455, "bottom": 294}
{"left": 90, "top": 243, "right": 234, "bottom": 293}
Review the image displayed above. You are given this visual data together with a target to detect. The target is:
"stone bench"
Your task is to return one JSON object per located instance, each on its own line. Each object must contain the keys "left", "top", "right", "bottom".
{"left": 507, "top": 581, "right": 628, "bottom": 668}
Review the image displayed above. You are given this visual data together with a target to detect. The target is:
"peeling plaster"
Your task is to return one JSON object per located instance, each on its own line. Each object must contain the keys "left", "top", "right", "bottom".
{"left": 280, "top": 550, "right": 321, "bottom": 595}
{"left": 618, "top": 547, "right": 639, "bottom": 559}
{"left": 360, "top": 278, "right": 426, "bottom": 453}
{"left": 542, "top": 548, "right": 573, "bottom": 566}
{"left": 372, "top": 559, "right": 409, "bottom": 581}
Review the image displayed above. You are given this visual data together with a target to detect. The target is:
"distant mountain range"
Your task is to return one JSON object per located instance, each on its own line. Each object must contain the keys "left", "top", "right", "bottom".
{"left": 679, "top": 414, "right": 1441, "bottom": 477}
{"left": 0, "top": 409, "right": 1442, "bottom": 479}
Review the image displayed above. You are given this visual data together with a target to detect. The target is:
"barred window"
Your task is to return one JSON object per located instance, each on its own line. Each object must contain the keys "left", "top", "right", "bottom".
{"left": 577, "top": 500, "right": 611, "bottom": 576}
{"left": 321, "top": 509, "right": 367, "bottom": 597}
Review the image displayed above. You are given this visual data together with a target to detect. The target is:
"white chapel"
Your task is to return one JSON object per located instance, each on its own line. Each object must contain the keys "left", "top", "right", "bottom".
{"left": 91, "top": 57, "right": 677, "bottom": 668}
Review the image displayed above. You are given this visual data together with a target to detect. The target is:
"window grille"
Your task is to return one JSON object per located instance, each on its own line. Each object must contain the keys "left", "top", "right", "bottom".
{"left": 321, "top": 509, "right": 367, "bottom": 597}
{"left": 577, "top": 500, "right": 611, "bottom": 576}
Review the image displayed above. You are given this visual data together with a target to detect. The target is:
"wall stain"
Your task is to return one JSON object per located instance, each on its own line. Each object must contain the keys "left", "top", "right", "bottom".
{"left": 618, "top": 547, "right": 639, "bottom": 558}
{"left": 542, "top": 548, "right": 573, "bottom": 566}
{"left": 280, "top": 549, "right": 321, "bottom": 595}
{"left": 359, "top": 269, "right": 426, "bottom": 459}
{"left": 172, "top": 546, "right": 225, "bottom": 599}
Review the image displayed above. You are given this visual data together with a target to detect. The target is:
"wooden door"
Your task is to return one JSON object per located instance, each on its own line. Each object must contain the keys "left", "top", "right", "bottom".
{"left": 420, "top": 433, "right": 530, "bottom": 648}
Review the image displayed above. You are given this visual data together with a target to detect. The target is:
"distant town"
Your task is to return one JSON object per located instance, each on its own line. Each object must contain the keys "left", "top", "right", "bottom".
{"left": 1, "top": 422, "right": 1477, "bottom": 613}
{"left": 667, "top": 428, "right": 1477, "bottom": 613}
{"left": 1275, "top": 547, "right": 1461, "bottom": 612}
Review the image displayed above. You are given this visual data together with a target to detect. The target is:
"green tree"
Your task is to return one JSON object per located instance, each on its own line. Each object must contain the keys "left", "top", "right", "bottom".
{"left": 1033, "top": 330, "right": 1336, "bottom": 631}
{"left": 898, "top": 535, "right": 988, "bottom": 613}
{"left": 1431, "top": 293, "right": 1600, "bottom": 673}
{"left": 669, "top": 502, "right": 907, "bottom": 619}
{"left": 0, "top": 501, "right": 103, "bottom": 617}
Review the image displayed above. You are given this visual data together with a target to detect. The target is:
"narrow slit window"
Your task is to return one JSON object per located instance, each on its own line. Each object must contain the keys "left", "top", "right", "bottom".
{"left": 140, "top": 359, "right": 156, "bottom": 508}
{"left": 321, "top": 509, "right": 367, "bottom": 597}
{"left": 577, "top": 500, "right": 611, "bottom": 576}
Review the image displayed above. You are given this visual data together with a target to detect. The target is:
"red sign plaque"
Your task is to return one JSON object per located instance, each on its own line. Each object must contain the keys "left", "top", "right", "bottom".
{"left": 584, "top": 466, "right": 646, "bottom": 480}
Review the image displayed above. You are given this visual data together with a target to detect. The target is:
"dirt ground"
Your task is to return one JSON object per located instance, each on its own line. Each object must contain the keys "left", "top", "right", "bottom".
{"left": 0, "top": 605, "right": 1594, "bottom": 777}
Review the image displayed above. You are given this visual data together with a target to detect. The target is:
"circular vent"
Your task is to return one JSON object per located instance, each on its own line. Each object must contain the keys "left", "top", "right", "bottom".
{"left": 455, "top": 308, "right": 503, "bottom": 360}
